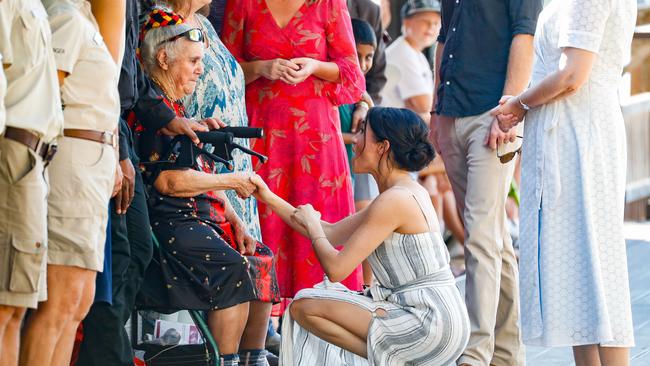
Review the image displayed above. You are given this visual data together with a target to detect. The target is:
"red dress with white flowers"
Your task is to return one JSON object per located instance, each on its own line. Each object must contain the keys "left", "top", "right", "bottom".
{"left": 222, "top": 0, "right": 365, "bottom": 299}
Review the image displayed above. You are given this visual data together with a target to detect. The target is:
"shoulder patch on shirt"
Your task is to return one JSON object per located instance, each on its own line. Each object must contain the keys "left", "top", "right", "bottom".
{"left": 31, "top": 4, "right": 48, "bottom": 20}
{"left": 92, "top": 32, "right": 103, "bottom": 46}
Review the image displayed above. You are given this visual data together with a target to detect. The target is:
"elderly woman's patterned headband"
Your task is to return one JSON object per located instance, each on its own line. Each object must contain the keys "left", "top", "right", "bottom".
{"left": 137, "top": 8, "right": 185, "bottom": 59}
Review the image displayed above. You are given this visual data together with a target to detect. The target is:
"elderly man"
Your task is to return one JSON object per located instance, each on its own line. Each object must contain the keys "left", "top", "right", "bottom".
{"left": 431, "top": 0, "right": 542, "bottom": 365}
{"left": 381, "top": 0, "right": 441, "bottom": 122}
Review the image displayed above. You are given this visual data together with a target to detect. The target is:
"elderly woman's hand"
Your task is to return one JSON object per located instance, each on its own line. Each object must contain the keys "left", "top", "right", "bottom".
{"left": 161, "top": 117, "right": 226, "bottom": 145}
{"left": 291, "top": 204, "right": 322, "bottom": 234}
{"left": 232, "top": 219, "right": 257, "bottom": 255}
{"left": 227, "top": 172, "right": 257, "bottom": 198}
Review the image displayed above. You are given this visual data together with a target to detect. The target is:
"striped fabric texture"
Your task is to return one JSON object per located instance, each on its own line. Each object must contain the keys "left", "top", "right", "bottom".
{"left": 280, "top": 191, "right": 470, "bottom": 365}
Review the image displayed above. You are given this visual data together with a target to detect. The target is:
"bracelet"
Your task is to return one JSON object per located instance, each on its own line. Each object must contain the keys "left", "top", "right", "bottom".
{"left": 355, "top": 101, "right": 369, "bottom": 110}
{"left": 311, "top": 236, "right": 327, "bottom": 246}
{"left": 517, "top": 95, "right": 531, "bottom": 111}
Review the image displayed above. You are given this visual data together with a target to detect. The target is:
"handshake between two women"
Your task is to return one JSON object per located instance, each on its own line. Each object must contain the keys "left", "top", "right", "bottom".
{"left": 234, "top": 172, "right": 321, "bottom": 234}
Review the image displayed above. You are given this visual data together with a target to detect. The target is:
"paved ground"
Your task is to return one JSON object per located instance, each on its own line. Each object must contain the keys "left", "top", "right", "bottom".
{"left": 454, "top": 222, "right": 650, "bottom": 365}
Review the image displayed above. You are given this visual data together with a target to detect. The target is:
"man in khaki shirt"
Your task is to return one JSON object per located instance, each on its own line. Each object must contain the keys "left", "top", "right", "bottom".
{"left": 17, "top": 0, "right": 122, "bottom": 365}
{"left": 0, "top": 0, "right": 63, "bottom": 364}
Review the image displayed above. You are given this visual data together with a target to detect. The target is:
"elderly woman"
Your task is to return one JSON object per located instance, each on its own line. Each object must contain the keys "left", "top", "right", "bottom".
{"left": 157, "top": 0, "right": 264, "bottom": 247}
{"left": 136, "top": 9, "right": 279, "bottom": 366}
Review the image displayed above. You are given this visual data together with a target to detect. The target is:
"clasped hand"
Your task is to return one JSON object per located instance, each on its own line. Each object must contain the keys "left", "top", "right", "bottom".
{"left": 490, "top": 95, "right": 527, "bottom": 132}
{"left": 484, "top": 95, "right": 527, "bottom": 149}
{"left": 291, "top": 204, "right": 321, "bottom": 232}
{"left": 262, "top": 57, "right": 318, "bottom": 85}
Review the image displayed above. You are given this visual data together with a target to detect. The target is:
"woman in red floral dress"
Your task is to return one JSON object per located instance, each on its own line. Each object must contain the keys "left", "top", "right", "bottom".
{"left": 222, "top": 0, "right": 365, "bottom": 304}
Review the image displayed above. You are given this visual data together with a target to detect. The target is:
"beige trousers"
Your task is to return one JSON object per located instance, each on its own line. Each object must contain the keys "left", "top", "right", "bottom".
{"left": 437, "top": 111, "right": 523, "bottom": 366}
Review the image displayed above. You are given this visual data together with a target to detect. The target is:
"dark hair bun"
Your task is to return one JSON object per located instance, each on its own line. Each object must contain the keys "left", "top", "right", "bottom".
{"left": 367, "top": 107, "right": 436, "bottom": 171}
{"left": 402, "top": 141, "right": 436, "bottom": 171}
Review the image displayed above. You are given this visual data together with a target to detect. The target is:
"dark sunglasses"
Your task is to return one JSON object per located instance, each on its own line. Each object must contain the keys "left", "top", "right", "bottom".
{"left": 160, "top": 28, "right": 207, "bottom": 47}
{"left": 497, "top": 135, "right": 523, "bottom": 164}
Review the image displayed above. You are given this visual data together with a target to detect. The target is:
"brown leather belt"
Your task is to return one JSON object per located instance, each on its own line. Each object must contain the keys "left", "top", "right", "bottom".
{"left": 3, "top": 126, "right": 58, "bottom": 163}
{"left": 63, "top": 129, "right": 117, "bottom": 148}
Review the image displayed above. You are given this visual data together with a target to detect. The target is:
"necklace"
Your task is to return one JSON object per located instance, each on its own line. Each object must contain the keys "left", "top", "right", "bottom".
{"left": 151, "top": 76, "right": 188, "bottom": 118}
{"left": 151, "top": 76, "right": 176, "bottom": 101}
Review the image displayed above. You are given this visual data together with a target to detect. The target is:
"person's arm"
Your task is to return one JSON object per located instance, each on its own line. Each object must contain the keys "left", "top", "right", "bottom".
{"left": 431, "top": 0, "right": 452, "bottom": 113}
{"left": 493, "top": 47, "right": 597, "bottom": 130}
{"left": 522, "top": 49, "right": 596, "bottom": 105}
{"left": 285, "top": 58, "right": 341, "bottom": 83}
{"left": 484, "top": 34, "right": 534, "bottom": 149}
{"left": 494, "top": 0, "right": 606, "bottom": 131}
{"left": 429, "top": 41, "right": 445, "bottom": 152}
{"left": 321, "top": 0, "right": 365, "bottom": 104}
{"left": 256, "top": 176, "right": 395, "bottom": 283}
{"left": 250, "top": 173, "right": 370, "bottom": 246}
{"left": 502, "top": 0, "right": 542, "bottom": 96}
{"left": 404, "top": 95, "right": 433, "bottom": 116}
{"left": 154, "top": 170, "right": 256, "bottom": 198}
{"left": 218, "top": 190, "right": 257, "bottom": 255}
{"left": 395, "top": 57, "right": 433, "bottom": 120}
{"left": 432, "top": 41, "right": 444, "bottom": 110}
{"left": 290, "top": 191, "right": 405, "bottom": 283}
{"left": 501, "top": 34, "right": 535, "bottom": 97}
{"left": 350, "top": 91, "right": 373, "bottom": 133}
{"left": 239, "top": 59, "right": 300, "bottom": 85}
{"left": 485, "top": 0, "right": 540, "bottom": 148}
{"left": 89, "top": 0, "right": 126, "bottom": 64}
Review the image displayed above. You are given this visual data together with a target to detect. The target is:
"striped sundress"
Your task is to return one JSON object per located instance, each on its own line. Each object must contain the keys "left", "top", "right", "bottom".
{"left": 280, "top": 189, "right": 470, "bottom": 365}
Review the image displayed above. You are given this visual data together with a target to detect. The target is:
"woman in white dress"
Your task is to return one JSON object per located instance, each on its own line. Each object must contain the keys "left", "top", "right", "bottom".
{"left": 492, "top": 0, "right": 636, "bottom": 364}
{"left": 250, "top": 107, "right": 470, "bottom": 365}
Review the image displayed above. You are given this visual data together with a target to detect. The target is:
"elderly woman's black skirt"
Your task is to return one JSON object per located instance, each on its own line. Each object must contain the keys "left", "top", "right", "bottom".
{"left": 138, "top": 193, "right": 280, "bottom": 312}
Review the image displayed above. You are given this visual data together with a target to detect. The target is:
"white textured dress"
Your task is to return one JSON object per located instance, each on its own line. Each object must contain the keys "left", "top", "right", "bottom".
{"left": 518, "top": 0, "right": 636, "bottom": 347}
{"left": 280, "top": 188, "right": 470, "bottom": 365}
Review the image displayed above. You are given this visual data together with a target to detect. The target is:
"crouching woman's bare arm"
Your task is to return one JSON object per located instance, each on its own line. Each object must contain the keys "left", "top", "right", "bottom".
{"left": 154, "top": 169, "right": 256, "bottom": 198}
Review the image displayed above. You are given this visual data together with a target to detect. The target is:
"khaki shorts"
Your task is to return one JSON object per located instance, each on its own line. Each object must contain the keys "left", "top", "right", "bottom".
{"left": 0, "top": 137, "right": 48, "bottom": 309}
{"left": 47, "top": 136, "right": 115, "bottom": 272}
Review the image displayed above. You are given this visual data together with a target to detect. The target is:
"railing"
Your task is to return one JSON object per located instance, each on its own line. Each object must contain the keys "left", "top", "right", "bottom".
{"left": 622, "top": 93, "right": 650, "bottom": 220}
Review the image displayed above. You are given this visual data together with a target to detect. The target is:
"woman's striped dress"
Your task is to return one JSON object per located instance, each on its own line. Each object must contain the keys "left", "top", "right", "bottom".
{"left": 280, "top": 192, "right": 470, "bottom": 365}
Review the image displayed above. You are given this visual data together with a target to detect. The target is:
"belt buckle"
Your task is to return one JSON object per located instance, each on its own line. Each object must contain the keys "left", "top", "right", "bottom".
{"left": 37, "top": 140, "right": 58, "bottom": 167}
{"left": 44, "top": 142, "right": 58, "bottom": 164}
{"left": 103, "top": 131, "right": 118, "bottom": 148}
